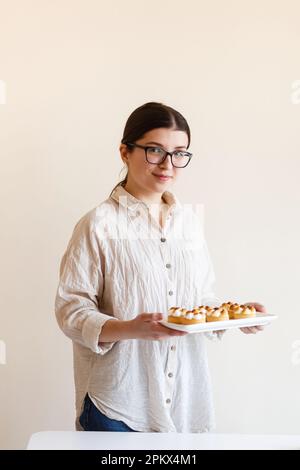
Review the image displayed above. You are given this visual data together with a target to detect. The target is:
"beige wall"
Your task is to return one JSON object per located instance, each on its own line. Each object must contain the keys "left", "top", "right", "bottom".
{"left": 1, "top": 0, "right": 300, "bottom": 449}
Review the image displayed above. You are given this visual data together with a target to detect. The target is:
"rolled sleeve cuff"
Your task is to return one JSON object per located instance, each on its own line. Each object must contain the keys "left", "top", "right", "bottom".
{"left": 81, "top": 313, "right": 118, "bottom": 354}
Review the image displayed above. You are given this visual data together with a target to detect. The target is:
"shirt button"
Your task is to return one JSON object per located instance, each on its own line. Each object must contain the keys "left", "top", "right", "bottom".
{"left": 168, "top": 372, "right": 173, "bottom": 378}
{"left": 170, "top": 345, "right": 176, "bottom": 351}
{"left": 166, "top": 263, "right": 171, "bottom": 269}
{"left": 160, "top": 237, "right": 166, "bottom": 242}
{"left": 168, "top": 290, "right": 173, "bottom": 296}
{"left": 166, "top": 398, "right": 171, "bottom": 404}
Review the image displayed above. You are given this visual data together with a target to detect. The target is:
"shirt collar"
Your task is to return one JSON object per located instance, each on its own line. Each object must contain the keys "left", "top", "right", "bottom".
{"left": 110, "top": 185, "right": 181, "bottom": 214}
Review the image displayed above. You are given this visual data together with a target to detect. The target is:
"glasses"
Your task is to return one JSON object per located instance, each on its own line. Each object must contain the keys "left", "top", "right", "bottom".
{"left": 125, "top": 142, "right": 192, "bottom": 168}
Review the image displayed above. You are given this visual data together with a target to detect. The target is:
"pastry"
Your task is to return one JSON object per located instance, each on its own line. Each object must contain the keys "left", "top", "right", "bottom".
{"left": 232, "top": 304, "right": 256, "bottom": 319}
{"left": 168, "top": 307, "right": 206, "bottom": 325}
{"left": 206, "top": 306, "right": 229, "bottom": 322}
{"left": 197, "top": 306, "right": 208, "bottom": 316}
{"left": 181, "top": 308, "right": 206, "bottom": 325}
{"left": 205, "top": 306, "right": 215, "bottom": 316}
{"left": 168, "top": 307, "right": 185, "bottom": 324}
{"left": 167, "top": 302, "right": 256, "bottom": 325}
{"left": 223, "top": 302, "right": 238, "bottom": 319}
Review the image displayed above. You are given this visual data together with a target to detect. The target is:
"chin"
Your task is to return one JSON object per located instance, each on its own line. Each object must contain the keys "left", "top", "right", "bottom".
{"left": 152, "top": 182, "right": 173, "bottom": 191}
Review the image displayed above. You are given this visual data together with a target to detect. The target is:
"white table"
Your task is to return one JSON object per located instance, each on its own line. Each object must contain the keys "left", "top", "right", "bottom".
{"left": 27, "top": 431, "right": 300, "bottom": 450}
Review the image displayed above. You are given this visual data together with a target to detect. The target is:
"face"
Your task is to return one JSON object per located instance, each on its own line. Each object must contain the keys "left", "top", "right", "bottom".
{"left": 119, "top": 128, "right": 189, "bottom": 197}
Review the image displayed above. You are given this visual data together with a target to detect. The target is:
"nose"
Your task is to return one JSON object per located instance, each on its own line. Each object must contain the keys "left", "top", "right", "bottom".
{"left": 159, "top": 153, "right": 173, "bottom": 170}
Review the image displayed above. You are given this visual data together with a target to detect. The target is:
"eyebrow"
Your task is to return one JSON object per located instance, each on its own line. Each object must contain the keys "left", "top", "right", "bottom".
{"left": 145, "top": 141, "right": 187, "bottom": 149}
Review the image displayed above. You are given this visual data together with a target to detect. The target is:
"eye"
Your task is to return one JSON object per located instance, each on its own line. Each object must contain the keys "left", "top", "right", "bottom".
{"left": 173, "top": 151, "right": 188, "bottom": 158}
{"left": 148, "top": 147, "right": 164, "bottom": 154}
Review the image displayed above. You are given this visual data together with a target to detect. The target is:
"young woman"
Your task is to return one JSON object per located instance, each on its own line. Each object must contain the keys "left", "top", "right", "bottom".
{"left": 55, "top": 102, "right": 266, "bottom": 433}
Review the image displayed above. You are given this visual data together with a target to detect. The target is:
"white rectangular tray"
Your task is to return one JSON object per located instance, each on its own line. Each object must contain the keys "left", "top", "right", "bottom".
{"left": 159, "top": 313, "right": 277, "bottom": 333}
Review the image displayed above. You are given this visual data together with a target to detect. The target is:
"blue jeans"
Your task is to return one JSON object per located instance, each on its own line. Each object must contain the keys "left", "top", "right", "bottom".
{"left": 79, "top": 393, "right": 138, "bottom": 432}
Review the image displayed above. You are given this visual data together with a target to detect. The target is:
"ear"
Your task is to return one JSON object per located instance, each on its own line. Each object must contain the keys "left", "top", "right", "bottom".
{"left": 119, "top": 144, "right": 130, "bottom": 165}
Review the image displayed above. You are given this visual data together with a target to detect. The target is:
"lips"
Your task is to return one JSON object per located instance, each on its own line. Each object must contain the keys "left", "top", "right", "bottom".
{"left": 153, "top": 173, "right": 172, "bottom": 178}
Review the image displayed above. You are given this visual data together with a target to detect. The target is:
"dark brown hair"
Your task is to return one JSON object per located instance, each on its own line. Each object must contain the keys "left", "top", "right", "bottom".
{"left": 109, "top": 101, "right": 191, "bottom": 196}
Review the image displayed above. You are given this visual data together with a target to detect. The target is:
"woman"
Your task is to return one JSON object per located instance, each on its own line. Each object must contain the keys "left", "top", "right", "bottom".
{"left": 55, "top": 101, "right": 265, "bottom": 433}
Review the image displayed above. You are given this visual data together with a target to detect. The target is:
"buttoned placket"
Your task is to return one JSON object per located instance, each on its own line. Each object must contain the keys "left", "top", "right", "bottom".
{"left": 133, "top": 205, "right": 176, "bottom": 309}
{"left": 163, "top": 339, "right": 179, "bottom": 408}
{"left": 159, "top": 211, "right": 179, "bottom": 409}
{"left": 117, "top": 188, "right": 180, "bottom": 410}
{"left": 160, "top": 225, "right": 175, "bottom": 307}
{"left": 137, "top": 204, "right": 179, "bottom": 409}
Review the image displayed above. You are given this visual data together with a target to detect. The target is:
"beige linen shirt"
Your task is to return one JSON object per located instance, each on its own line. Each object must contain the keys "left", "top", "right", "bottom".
{"left": 55, "top": 185, "right": 221, "bottom": 432}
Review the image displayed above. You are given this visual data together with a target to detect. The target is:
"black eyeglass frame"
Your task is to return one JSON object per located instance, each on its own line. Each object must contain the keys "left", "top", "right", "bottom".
{"left": 125, "top": 142, "right": 193, "bottom": 168}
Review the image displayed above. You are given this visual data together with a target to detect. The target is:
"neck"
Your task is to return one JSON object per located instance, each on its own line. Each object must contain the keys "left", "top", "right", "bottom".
{"left": 124, "top": 182, "right": 165, "bottom": 208}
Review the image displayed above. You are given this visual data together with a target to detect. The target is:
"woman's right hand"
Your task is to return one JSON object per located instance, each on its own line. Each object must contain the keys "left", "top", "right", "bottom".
{"left": 129, "top": 312, "right": 188, "bottom": 340}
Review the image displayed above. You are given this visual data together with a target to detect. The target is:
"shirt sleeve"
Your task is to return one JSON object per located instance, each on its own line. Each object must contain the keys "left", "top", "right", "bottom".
{"left": 54, "top": 211, "right": 118, "bottom": 354}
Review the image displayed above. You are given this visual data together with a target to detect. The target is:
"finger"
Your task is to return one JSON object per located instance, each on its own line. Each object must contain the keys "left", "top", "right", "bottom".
{"left": 248, "top": 327, "right": 258, "bottom": 334}
{"left": 240, "top": 328, "right": 250, "bottom": 334}
{"left": 245, "top": 302, "right": 267, "bottom": 313}
{"left": 240, "top": 327, "right": 254, "bottom": 334}
{"left": 256, "top": 305, "right": 267, "bottom": 313}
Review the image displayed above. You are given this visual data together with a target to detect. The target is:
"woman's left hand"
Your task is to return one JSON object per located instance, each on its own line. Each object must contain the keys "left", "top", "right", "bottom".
{"left": 240, "top": 302, "right": 267, "bottom": 334}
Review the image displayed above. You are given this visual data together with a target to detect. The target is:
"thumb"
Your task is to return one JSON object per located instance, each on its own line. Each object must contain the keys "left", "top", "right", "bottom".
{"left": 245, "top": 302, "right": 267, "bottom": 313}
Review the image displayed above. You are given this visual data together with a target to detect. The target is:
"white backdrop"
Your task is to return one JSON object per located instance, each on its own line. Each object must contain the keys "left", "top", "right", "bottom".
{"left": 0, "top": 0, "right": 300, "bottom": 449}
